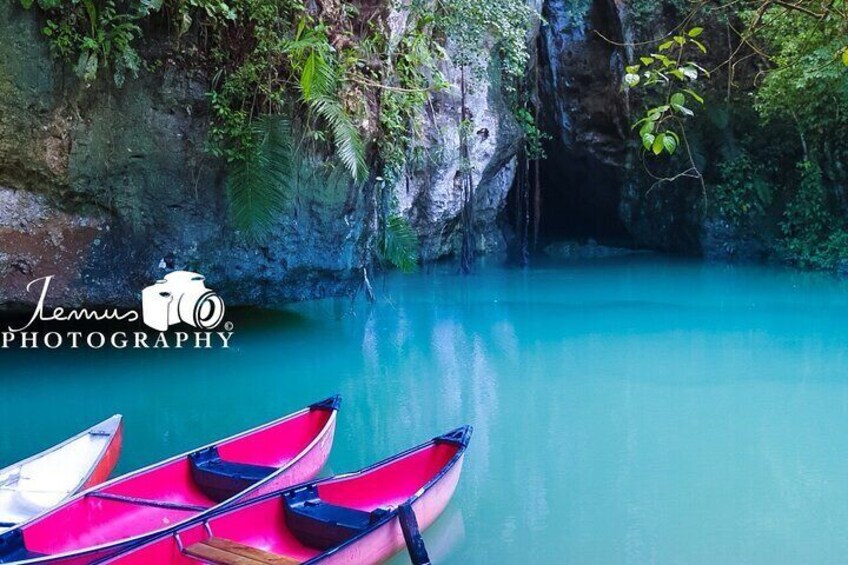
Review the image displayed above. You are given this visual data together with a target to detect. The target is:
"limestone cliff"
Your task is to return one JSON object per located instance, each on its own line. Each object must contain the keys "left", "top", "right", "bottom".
{"left": 0, "top": 2, "right": 523, "bottom": 307}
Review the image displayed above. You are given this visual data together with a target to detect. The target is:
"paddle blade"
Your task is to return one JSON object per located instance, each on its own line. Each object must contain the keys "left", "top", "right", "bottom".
{"left": 399, "top": 503, "right": 431, "bottom": 565}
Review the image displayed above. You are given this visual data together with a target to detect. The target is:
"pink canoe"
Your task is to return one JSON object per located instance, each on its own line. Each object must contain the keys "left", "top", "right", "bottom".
{"left": 98, "top": 426, "right": 472, "bottom": 565}
{"left": 0, "top": 397, "right": 340, "bottom": 565}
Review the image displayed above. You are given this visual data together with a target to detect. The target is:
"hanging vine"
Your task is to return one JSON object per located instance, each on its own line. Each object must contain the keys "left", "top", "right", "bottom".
{"left": 433, "top": 0, "right": 541, "bottom": 272}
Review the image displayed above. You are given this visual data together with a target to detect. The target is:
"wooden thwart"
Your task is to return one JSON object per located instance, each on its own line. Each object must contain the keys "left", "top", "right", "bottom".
{"left": 184, "top": 537, "right": 300, "bottom": 565}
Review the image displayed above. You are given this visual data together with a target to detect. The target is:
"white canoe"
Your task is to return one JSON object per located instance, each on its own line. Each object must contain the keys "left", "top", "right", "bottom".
{"left": 0, "top": 415, "right": 123, "bottom": 530}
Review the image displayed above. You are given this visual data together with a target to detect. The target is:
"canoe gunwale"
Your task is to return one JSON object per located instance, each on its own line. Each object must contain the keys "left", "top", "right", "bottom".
{"left": 169, "top": 425, "right": 472, "bottom": 565}
{"left": 5, "top": 398, "right": 340, "bottom": 565}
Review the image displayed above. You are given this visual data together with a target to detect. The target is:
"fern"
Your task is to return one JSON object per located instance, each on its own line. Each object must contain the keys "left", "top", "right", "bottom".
{"left": 225, "top": 116, "right": 292, "bottom": 240}
{"left": 379, "top": 215, "right": 420, "bottom": 273}
{"left": 299, "top": 50, "right": 336, "bottom": 100}
{"left": 309, "top": 95, "right": 368, "bottom": 182}
{"left": 287, "top": 23, "right": 368, "bottom": 182}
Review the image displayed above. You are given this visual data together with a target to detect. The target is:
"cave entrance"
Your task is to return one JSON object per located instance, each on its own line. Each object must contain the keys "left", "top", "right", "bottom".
{"left": 505, "top": 0, "right": 633, "bottom": 253}
{"left": 535, "top": 147, "right": 630, "bottom": 243}
{"left": 505, "top": 148, "right": 631, "bottom": 262}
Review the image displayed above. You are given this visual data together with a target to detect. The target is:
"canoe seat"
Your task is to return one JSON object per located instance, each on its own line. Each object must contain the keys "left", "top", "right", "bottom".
{"left": 282, "top": 484, "right": 390, "bottom": 550}
{"left": 184, "top": 537, "right": 299, "bottom": 565}
{"left": 189, "top": 447, "right": 276, "bottom": 502}
{"left": 0, "top": 529, "right": 45, "bottom": 563}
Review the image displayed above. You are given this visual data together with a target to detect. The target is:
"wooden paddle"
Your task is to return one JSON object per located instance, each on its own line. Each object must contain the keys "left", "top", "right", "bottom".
{"left": 398, "top": 503, "right": 431, "bottom": 565}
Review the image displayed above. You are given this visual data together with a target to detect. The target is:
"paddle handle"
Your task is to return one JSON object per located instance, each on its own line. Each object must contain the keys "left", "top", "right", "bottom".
{"left": 398, "top": 503, "right": 431, "bottom": 565}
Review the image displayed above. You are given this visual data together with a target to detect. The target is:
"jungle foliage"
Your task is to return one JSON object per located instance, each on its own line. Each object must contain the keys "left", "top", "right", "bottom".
{"left": 20, "top": 0, "right": 540, "bottom": 270}
{"left": 624, "top": 0, "right": 848, "bottom": 270}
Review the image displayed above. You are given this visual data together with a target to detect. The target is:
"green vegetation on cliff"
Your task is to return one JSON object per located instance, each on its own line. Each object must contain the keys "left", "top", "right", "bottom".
{"left": 623, "top": 0, "right": 848, "bottom": 270}
{"left": 19, "top": 0, "right": 540, "bottom": 272}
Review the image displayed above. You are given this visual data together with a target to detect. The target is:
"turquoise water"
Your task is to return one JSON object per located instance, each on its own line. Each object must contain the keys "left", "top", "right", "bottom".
{"left": 2, "top": 256, "right": 848, "bottom": 563}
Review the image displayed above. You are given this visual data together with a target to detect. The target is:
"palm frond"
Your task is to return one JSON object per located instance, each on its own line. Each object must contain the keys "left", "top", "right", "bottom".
{"left": 226, "top": 116, "right": 293, "bottom": 240}
{"left": 309, "top": 95, "right": 368, "bottom": 182}
{"left": 379, "top": 215, "right": 420, "bottom": 273}
{"left": 300, "top": 50, "right": 337, "bottom": 99}
{"left": 286, "top": 25, "right": 368, "bottom": 182}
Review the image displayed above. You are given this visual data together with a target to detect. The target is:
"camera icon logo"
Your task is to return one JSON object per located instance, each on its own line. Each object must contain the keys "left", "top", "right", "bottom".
{"left": 141, "top": 271, "right": 226, "bottom": 332}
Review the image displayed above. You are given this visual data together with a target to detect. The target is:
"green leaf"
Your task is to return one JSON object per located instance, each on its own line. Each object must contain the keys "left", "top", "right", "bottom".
{"left": 20, "top": 0, "right": 33, "bottom": 9}
{"left": 639, "top": 57, "right": 654, "bottom": 65}
{"left": 652, "top": 53, "right": 673, "bottom": 66}
{"left": 683, "top": 88, "right": 704, "bottom": 104}
{"left": 652, "top": 133, "right": 665, "bottom": 155}
{"left": 138, "top": 0, "right": 163, "bottom": 15}
{"left": 625, "top": 64, "right": 640, "bottom": 74}
{"left": 658, "top": 41, "right": 673, "bottom": 52}
{"left": 686, "top": 62, "right": 710, "bottom": 75}
{"left": 642, "top": 133, "right": 656, "bottom": 151}
{"left": 624, "top": 73, "right": 640, "bottom": 87}
{"left": 301, "top": 51, "right": 317, "bottom": 99}
{"left": 648, "top": 105, "right": 669, "bottom": 118}
{"left": 674, "top": 105, "right": 694, "bottom": 117}
{"left": 639, "top": 120, "right": 655, "bottom": 137}
{"left": 180, "top": 12, "right": 192, "bottom": 35}
{"left": 843, "top": 47, "right": 848, "bottom": 66}
{"left": 687, "top": 27, "right": 704, "bottom": 38}
{"left": 670, "top": 92, "right": 685, "bottom": 107}
{"left": 75, "top": 51, "right": 99, "bottom": 83}
{"left": 691, "top": 39, "right": 707, "bottom": 54}
{"left": 662, "top": 134, "right": 677, "bottom": 154}
{"left": 309, "top": 95, "right": 368, "bottom": 181}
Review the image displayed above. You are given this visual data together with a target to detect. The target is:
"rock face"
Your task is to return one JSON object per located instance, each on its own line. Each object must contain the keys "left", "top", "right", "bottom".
{"left": 0, "top": 2, "right": 521, "bottom": 308}
{"left": 1, "top": 0, "right": 772, "bottom": 310}
{"left": 0, "top": 188, "right": 104, "bottom": 306}
{"left": 393, "top": 44, "right": 521, "bottom": 260}
{"left": 700, "top": 219, "right": 770, "bottom": 262}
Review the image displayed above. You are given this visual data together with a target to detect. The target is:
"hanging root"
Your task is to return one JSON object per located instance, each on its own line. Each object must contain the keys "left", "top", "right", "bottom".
{"left": 362, "top": 267, "right": 376, "bottom": 303}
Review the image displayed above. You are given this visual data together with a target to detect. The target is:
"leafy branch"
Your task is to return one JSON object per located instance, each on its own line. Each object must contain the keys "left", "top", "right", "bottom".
{"left": 623, "top": 27, "right": 709, "bottom": 197}
{"left": 23, "top": 0, "right": 148, "bottom": 86}
{"left": 377, "top": 215, "right": 420, "bottom": 273}
{"left": 624, "top": 28, "right": 708, "bottom": 157}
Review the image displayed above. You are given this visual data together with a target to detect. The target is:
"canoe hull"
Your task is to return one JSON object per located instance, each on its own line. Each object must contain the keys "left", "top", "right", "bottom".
{"left": 81, "top": 424, "right": 123, "bottom": 492}
{"left": 0, "top": 416, "right": 123, "bottom": 530}
{"left": 316, "top": 453, "right": 464, "bottom": 565}
{"left": 240, "top": 421, "right": 335, "bottom": 504}
{"left": 97, "top": 426, "right": 471, "bottom": 565}
{"left": 0, "top": 400, "right": 338, "bottom": 565}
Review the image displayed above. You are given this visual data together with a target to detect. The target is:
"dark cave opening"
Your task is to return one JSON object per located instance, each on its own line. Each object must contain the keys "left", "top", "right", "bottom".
{"left": 534, "top": 146, "right": 630, "bottom": 243}
{"left": 505, "top": 0, "right": 635, "bottom": 255}
{"left": 505, "top": 148, "right": 632, "bottom": 261}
